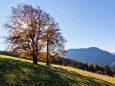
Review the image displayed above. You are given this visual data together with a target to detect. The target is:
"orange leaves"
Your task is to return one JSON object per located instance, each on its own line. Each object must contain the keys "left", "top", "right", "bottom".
{"left": 19, "top": 52, "right": 28, "bottom": 58}
{"left": 49, "top": 55, "right": 61, "bottom": 60}
{"left": 38, "top": 52, "right": 46, "bottom": 60}
{"left": 37, "top": 44, "right": 44, "bottom": 50}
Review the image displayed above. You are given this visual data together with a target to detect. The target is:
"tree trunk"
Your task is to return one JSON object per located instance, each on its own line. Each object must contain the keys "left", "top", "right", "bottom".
{"left": 46, "top": 42, "right": 49, "bottom": 65}
{"left": 46, "top": 52, "right": 49, "bottom": 65}
{"left": 33, "top": 55, "right": 38, "bottom": 64}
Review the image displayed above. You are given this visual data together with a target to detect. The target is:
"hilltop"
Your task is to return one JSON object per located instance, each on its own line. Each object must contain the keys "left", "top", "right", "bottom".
{"left": 0, "top": 55, "right": 115, "bottom": 86}
{"left": 64, "top": 47, "right": 115, "bottom": 65}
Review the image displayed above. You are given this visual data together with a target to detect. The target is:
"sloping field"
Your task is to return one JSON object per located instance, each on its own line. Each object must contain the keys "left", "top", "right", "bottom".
{"left": 0, "top": 55, "right": 115, "bottom": 86}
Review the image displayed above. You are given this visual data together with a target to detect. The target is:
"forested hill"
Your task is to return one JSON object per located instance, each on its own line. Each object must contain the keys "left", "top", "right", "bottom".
{"left": 64, "top": 47, "right": 115, "bottom": 65}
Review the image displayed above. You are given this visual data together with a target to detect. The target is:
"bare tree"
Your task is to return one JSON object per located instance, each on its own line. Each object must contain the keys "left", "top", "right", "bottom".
{"left": 43, "top": 25, "right": 66, "bottom": 65}
{"left": 4, "top": 4, "right": 58, "bottom": 64}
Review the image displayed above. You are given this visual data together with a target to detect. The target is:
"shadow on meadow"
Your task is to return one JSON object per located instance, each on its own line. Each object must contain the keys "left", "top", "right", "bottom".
{"left": 53, "top": 67, "right": 115, "bottom": 86}
{"left": 0, "top": 57, "right": 114, "bottom": 86}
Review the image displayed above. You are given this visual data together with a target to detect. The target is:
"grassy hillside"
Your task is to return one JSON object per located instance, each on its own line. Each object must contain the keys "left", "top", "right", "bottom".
{"left": 0, "top": 55, "right": 115, "bottom": 86}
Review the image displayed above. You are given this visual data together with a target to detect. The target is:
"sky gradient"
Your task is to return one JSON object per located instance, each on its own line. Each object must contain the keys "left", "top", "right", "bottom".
{"left": 0, "top": 0, "right": 115, "bottom": 52}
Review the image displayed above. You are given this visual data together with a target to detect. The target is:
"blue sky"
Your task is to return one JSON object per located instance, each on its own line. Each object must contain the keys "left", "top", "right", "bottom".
{"left": 0, "top": 0, "right": 115, "bottom": 52}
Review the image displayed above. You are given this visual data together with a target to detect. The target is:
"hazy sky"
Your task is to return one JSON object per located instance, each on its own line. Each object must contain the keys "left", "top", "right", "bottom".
{"left": 0, "top": 0, "right": 115, "bottom": 52}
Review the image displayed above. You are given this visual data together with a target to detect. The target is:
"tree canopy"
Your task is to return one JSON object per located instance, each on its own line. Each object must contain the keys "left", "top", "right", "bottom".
{"left": 4, "top": 4, "right": 66, "bottom": 64}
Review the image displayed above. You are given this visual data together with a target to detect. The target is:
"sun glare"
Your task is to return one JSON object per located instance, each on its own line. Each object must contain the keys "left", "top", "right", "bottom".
{"left": 22, "top": 23, "right": 28, "bottom": 28}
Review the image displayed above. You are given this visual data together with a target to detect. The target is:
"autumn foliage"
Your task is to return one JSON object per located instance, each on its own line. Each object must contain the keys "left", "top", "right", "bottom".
{"left": 4, "top": 4, "right": 66, "bottom": 64}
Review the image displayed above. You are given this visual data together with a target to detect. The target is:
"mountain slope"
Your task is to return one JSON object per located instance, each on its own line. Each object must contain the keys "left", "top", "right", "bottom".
{"left": 64, "top": 47, "right": 115, "bottom": 65}
{"left": 0, "top": 55, "right": 115, "bottom": 86}
{"left": 112, "top": 53, "right": 115, "bottom": 56}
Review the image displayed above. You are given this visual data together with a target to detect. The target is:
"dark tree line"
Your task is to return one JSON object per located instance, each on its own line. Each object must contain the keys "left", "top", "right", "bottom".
{"left": 49, "top": 58, "right": 114, "bottom": 77}
{"left": 0, "top": 51, "right": 19, "bottom": 57}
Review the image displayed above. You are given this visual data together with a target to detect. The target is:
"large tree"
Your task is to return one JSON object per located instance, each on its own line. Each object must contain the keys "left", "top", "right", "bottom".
{"left": 4, "top": 4, "right": 60, "bottom": 64}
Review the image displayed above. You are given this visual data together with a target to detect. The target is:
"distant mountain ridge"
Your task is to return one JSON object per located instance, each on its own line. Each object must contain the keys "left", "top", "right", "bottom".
{"left": 64, "top": 47, "right": 115, "bottom": 66}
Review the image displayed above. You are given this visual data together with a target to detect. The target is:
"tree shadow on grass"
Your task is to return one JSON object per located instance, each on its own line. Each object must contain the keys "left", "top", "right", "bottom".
{"left": 0, "top": 58, "right": 70, "bottom": 86}
{"left": 52, "top": 67, "right": 115, "bottom": 86}
{"left": 0, "top": 58, "right": 115, "bottom": 86}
